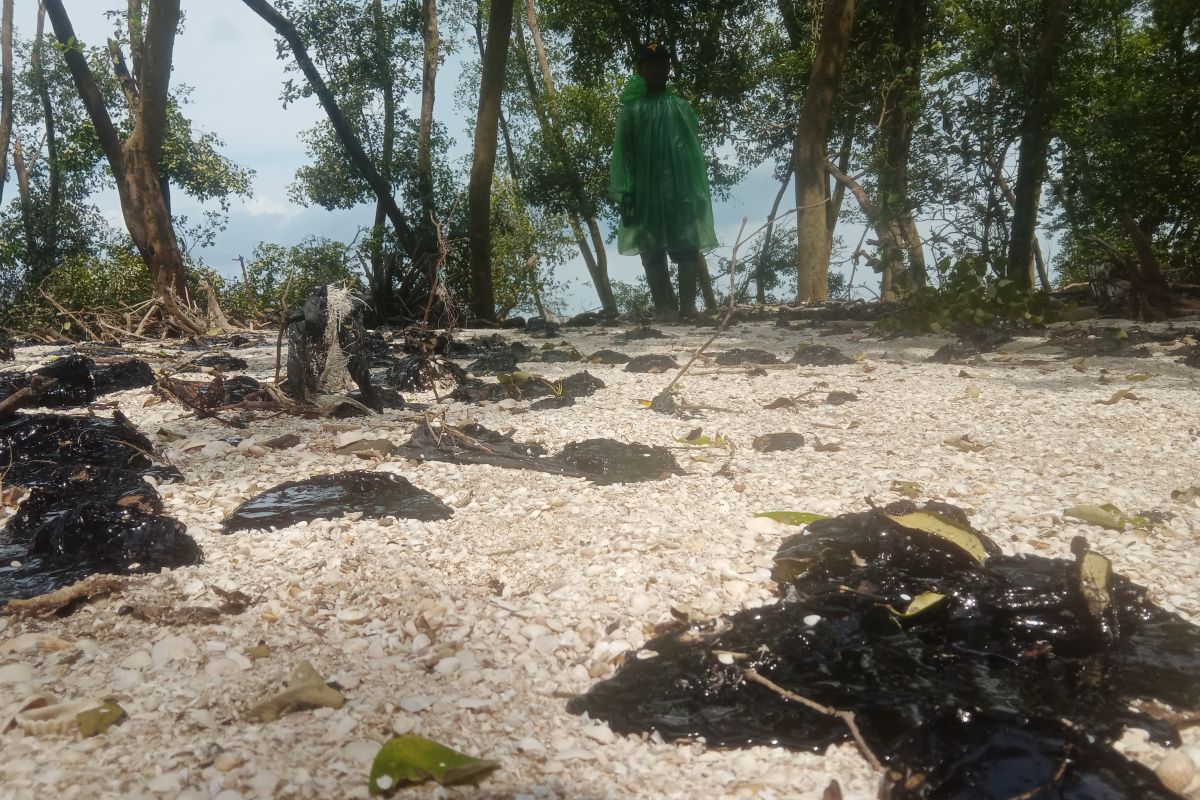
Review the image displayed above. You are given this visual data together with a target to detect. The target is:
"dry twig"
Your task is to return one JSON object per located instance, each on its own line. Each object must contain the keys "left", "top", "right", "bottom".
{"left": 742, "top": 667, "right": 882, "bottom": 771}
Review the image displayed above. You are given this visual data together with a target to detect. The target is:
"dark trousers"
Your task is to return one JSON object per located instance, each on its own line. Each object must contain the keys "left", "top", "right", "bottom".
{"left": 640, "top": 249, "right": 701, "bottom": 316}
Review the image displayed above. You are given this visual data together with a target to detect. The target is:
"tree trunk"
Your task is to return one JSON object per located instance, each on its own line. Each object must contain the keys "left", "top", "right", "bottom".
{"left": 0, "top": 0, "right": 13, "bottom": 208}
{"left": 368, "top": 0, "right": 398, "bottom": 319}
{"left": 241, "top": 0, "right": 431, "bottom": 279}
{"left": 794, "top": 0, "right": 857, "bottom": 302}
{"left": 1006, "top": 0, "right": 1071, "bottom": 287}
{"left": 417, "top": 0, "right": 438, "bottom": 221}
{"left": 757, "top": 171, "right": 792, "bottom": 303}
{"left": 986, "top": 153, "right": 1051, "bottom": 291}
{"left": 877, "top": 0, "right": 926, "bottom": 290}
{"left": 824, "top": 121, "right": 855, "bottom": 267}
{"left": 521, "top": 0, "right": 618, "bottom": 315}
{"left": 44, "top": 0, "right": 199, "bottom": 331}
{"left": 466, "top": 0, "right": 515, "bottom": 323}
{"left": 825, "top": 160, "right": 907, "bottom": 299}
{"left": 1118, "top": 211, "right": 1169, "bottom": 290}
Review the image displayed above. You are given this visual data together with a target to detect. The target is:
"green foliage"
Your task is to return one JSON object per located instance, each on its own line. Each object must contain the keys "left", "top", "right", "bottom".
{"left": 610, "top": 278, "right": 652, "bottom": 319}
{"left": 875, "top": 256, "right": 1066, "bottom": 333}
{"left": 224, "top": 238, "right": 366, "bottom": 318}
{"left": 488, "top": 176, "right": 571, "bottom": 318}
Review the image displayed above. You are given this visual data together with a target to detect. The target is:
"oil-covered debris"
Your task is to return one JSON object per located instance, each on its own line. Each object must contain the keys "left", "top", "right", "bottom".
{"left": 1173, "top": 344, "right": 1200, "bottom": 368}
{"left": 525, "top": 316, "right": 560, "bottom": 336}
{"left": 825, "top": 391, "right": 858, "bottom": 405}
{"left": 382, "top": 327, "right": 465, "bottom": 393}
{"left": 616, "top": 327, "right": 670, "bottom": 342}
{"left": 221, "top": 470, "right": 453, "bottom": 533}
{"left": 790, "top": 344, "right": 855, "bottom": 366}
{"left": 881, "top": 709, "right": 1180, "bottom": 799}
{"left": 568, "top": 501, "right": 1200, "bottom": 797}
{"left": 557, "top": 439, "right": 684, "bottom": 484}
{"left": 714, "top": 349, "right": 779, "bottom": 366}
{"left": 537, "top": 346, "right": 584, "bottom": 363}
{"left": 185, "top": 353, "right": 249, "bottom": 372}
{"left": 0, "top": 413, "right": 182, "bottom": 488}
{"left": 449, "top": 334, "right": 535, "bottom": 362}
{"left": 386, "top": 352, "right": 465, "bottom": 392}
{"left": 752, "top": 432, "right": 806, "bottom": 452}
{"left": 502, "top": 316, "right": 527, "bottom": 329}
{"left": 625, "top": 354, "right": 679, "bottom": 373}
{"left": 0, "top": 354, "right": 155, "bottom": 408}
{"left": 285, "top": 286, "right": 383, "bottom": 412}
{"left": 466, "top": 351, "right": 520, "bottom": 374}
{"left": 1, "top": 413, "right": 196, "bottom": 603}
{"left": 449, "top": 371, "right": 605, "bottom": 405}
{"left": 778, "top": 301, "right": 889, "bottom": 322}
{"left": 400, "top": 421, "right": 682, "bottom": 484}
{"left": 927, "top": 343, "right": 982, "bottom": 364}
{"left": 587, "top": 350, "right": 631, "bottom": 364}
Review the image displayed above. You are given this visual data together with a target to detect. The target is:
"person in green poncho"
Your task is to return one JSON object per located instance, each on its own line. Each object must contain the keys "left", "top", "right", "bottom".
{"left": 610, "top": 42, "right": 719, "bottom": 322}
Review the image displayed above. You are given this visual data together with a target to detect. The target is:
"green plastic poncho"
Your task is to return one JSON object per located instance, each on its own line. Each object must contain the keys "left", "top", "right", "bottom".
{"left": 609, "top": 75, "right": 719, "bottom": 257}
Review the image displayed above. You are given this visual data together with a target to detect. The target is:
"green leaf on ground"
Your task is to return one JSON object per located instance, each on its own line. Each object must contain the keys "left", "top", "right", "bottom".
{"left": 77, "top": 702, "right": 126, "bottom": 737}
{"left": 885, "top": 512, "right": 989, "bottom": 564}
{"left": 888, "top": 592, "right": 947, "bottom": 618}
{"left": 369, "top": 735, "right": 499, "bottom": 794}
{"left": 891, "top": 480, "right": 923, "bottom": 498}
{"left": 1064, "top": 503, "right": 1149, "bottom": 531}
{"left": 754, "top": 511, "right": 826, "bottom": 526}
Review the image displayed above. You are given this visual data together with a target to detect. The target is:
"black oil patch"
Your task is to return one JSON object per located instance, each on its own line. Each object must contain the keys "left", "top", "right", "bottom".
{"left": 221, "top": 470, "right": 453, "bottom": 533}
{"left": 568, "top": 503, "right": 1200, "bottom": 797}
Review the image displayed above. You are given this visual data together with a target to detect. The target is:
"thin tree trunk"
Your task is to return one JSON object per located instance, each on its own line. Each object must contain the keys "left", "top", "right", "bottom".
{"left": 370, "top": 0, "right": 397, "bottom": 318}
{"left": 986, "top": 154, "right": 1050, "bottom": 290}
{"left": 794, "top": 0, "right": 857, "bottom": 302}
{"left": 757, "top": 171, "right": 792, "bottom": 303}
{"left": 241, "top": 0, "right": 430, "bottom": 278}
{"left": 877, "top": 0, "right": 926, "bottom": 289}
{"left": 0, "top": 0, "right": 13, "bottom": 208}
{"left": 466, "top": 0, "right": 515, "bottom": 322}
{"left": 522, "top": 0, "right": 617, "bottom": 314}
{"left": 824, "top": 121, "right": 855, "bottom": 269}
{"left": 1006, "top": 0, "right": 1071, "bottom": 287}
{"left": 825, "top": 160, "right": 906, "bottom": 299}
{"left": 416, "top": 0, "right": 438, "bottom": 220}
{"left": 12, "top": 138, "right": 34, "bottom": 257}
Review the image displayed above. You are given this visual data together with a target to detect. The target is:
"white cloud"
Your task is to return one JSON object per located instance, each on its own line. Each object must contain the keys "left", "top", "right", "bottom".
{"left": 242, "top": 196, "right": 303, "bottom": 219}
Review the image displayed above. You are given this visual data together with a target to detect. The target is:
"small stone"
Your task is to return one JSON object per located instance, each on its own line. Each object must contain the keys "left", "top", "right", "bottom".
{"left": 342, "top": 739, "right": 379, "bottom": 763}
{"left": 398, "top": 695, "right": 434, "bottom": 713}
{"left": 804, "top": 614, "right": 822, "bottom": 627}
{"left": 151, "top": 635, "right": 196, "bottom": 668}
{"left": 1157, "top": 750, "right": 1195, "bottom": 793}
{"left": 0, "top": 662, "right": 33, "bottom": 684}
{"left": 213, "top": 752, "right": 242, "bottom": 772}
{"left": 247, "top": 770, "right": 279, "bottom": 795}
{"left": 119, "top": 650, "right": 153, "bottom": 670}
{"left": 391, "top": 714, "right": 417, "bottom": 735}
{"left": 336, "top": 609, "right": 369, "bottom": 625}
{"left": 204, "top": 657, "right": 239, "bottom": 678}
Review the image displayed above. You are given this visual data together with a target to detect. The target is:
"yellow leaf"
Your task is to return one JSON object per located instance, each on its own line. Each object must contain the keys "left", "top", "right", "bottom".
{"left": 1095, "top": 389, "right": 1140, "bottom": 405}
{"left": 890, "top": 480, "right": 923, "bottom": 499}
{"left": 1124, "top": 373, "right": 1154, "bottom": 382}
{"left": 885, "top": 512, "right": 989, "bottom": 564}
{"left": 888, "top": 592, "right": 947, "bottom": 618}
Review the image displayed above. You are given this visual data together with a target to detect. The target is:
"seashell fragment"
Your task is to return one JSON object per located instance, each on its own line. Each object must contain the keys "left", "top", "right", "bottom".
{"left": 14, "top": 698, "right": 103, "bottom": 736}
{"left": 1156, "top": 749, "right": 1195, "bottom": 794}
{"left": 0, "top": 633, "right": 74, "bottom": 654}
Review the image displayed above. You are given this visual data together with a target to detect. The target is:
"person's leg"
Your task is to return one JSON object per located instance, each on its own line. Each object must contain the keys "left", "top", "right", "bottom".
{"left": 671, "top": 249, "right": 701, "bottom": 319}
{"left": 640, "top": 250, "right": 677, "bottom": 321}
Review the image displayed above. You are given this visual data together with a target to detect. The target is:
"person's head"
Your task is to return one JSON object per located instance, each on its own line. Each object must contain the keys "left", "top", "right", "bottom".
{"left": 635, "top": 42, "right": 672, "bottom": 93}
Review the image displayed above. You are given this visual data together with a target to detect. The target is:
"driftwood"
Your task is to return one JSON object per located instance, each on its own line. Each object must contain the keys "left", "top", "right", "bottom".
{"left": 0, "top": 376, "right": 57, "bottom": 421}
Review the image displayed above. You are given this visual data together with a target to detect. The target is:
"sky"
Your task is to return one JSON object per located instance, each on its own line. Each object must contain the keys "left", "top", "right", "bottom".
{"left": 48, "top": 3, "right": 840, "bottom": 315}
